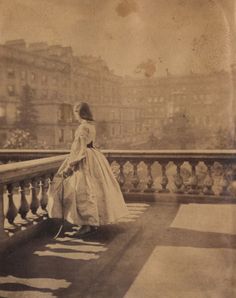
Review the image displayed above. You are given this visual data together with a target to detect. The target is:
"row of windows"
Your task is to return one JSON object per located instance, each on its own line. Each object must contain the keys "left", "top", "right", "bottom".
{"left": 58, "top": 128, "right": 75, "bottom": 143}
{"left": 58, "top": 124, "right": 142, "bottom": 143}
{"left": 145, "top": 94, "right": 216, "bottom": 104}
{"left": 6, "top": 69, "right": 118, "bottom": 94}
{"left": 6, "top": 84, "right": 68, "bottom": 100}
{"left": 6, "top": 68, "right": 68, "bottom": 87}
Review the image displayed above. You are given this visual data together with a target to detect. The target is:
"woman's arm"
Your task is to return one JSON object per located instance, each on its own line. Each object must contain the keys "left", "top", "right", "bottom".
{"left": 69, "top": 136, "right": 86, "bottom": 166}
{"left": 68, "top": 126, "right": 89, "bottom": 167}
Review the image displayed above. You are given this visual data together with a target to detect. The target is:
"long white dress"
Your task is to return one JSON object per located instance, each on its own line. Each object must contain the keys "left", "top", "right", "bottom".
{"left": 47, "top": 120, "right": 129, "bottom": 226}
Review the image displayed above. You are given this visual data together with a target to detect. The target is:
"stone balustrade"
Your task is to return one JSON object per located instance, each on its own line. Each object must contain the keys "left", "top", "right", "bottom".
{"left": 0, "top": 155, "right": 67, "bottom": 241}
{"left": 0, "top": 150, "right": 236, "bottom": 241}
{"left": 0, "top": 149, "right": 68, "bottom": 163}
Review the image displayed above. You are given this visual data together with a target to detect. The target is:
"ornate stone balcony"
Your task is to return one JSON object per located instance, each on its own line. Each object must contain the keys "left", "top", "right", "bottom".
{"left": 0, "top": 149, "right": 236, "bottom": 297}
{"left": 0, "top": 149, "right": 236, "bottom": 246}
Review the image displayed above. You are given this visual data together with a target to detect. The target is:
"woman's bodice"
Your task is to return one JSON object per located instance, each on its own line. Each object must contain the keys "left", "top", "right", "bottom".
{"left": 76, "top": 121, "right": 96, "bottom": 145}
{"left": 70, "top": 120, "right": 96, "bottom": 155}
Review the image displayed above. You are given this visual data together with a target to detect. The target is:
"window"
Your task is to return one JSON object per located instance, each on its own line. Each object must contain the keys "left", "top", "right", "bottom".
{"left": 7, "top": 85, "right": 15, "bottom": 96}
{"left": 42, "top": 89, "right": 48, "bottom": 98}
{"left": 71, "top": 129, "right": 75, "bottom": 140}
{"left": 59, "top": 129, "right": 64, "bottom": 143}
{"left": 31, "top": 72, "right": 36, "bottom": 81}
{"left": 21, "top": 70, "right": 26, "bottom": 80}
{"left": 58, "top": 104, "right": 73, "bottom": 123}
{"left": 31, "top": 88, "right": 37, "bottom": 97}
{"left": 0, "top": 105, "right": 6, "bottom": 123}
{"left": 42, "top": 75, "right": 47, "bottom": 84}
{"left": 111, "top": 110, "right": 115, "bottom": 121}
{"left": 52, "top": 77, "right": 58, "bottom": 85}
{"left": 7, "top": 68, "right": 15, "bottom": 78}
{"left": 52, "top": 91, "right": 58, "bottom": 99}
{"left": 111, "top": 126, "right": 115, "bottom": 136}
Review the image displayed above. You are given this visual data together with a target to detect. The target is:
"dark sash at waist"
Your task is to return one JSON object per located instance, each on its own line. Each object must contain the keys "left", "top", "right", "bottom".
{"left": 87, "top": 141, "right": 94, "bottom": 148}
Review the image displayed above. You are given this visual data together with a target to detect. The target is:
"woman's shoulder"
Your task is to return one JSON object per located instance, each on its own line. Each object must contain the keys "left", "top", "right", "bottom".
{"left": 80, "top": 120, "right": 95, "bottom": 130}
{"left": 77, "top": 121, "right": 95, "bottom": 136}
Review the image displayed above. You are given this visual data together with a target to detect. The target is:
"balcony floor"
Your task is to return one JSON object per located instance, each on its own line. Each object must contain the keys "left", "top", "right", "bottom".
{"left": 0, "top": 201, "right": 236, "bottom": 298}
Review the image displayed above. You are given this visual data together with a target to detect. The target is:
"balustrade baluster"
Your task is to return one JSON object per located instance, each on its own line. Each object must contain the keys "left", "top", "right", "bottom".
{"left": 18, "top": 181, "right": 30, "bottom": 219}
{"left": 0, "top": 184, "right": 8, "bottom": 240}
{"left": 159, "top": 162, "right": 169, "bottom": 193}
{"left": 107, "top": 158, "right": 113, "bottom": 166}
{"left": 118, "top": 160, "right": 126, "bottom": 191}
{"left": 131, "top": 160, "right": 140, "bottom": 192}
{"left": 30, "top": 179, "right": 39, "bottom": 215}
{"left": 174, "top": 162, "right": 184, "bottom": 193}
{"left": 6, "top": 184, "right": 18, "bottom": 225}
{"left": 203, "top": 162, "right": 214, "bottom": 195}
{"left": 47, "top": 176, "right": 53, "bottom": 197}
{"left": 188, "top": 161, "right": 199, "bottom": 194}
{"left": 144, "top": 161, "right": 155, "bottom": 193}
{"left": 38, "top": 177, "right": 48, "bottom": 212}
{"left": 220, "top": 164, "right": 230, "bottom": 196}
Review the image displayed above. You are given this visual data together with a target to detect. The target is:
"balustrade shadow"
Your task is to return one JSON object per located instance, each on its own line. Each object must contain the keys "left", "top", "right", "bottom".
{"left": 82, "top": 202, "right": 236, "bottom": 298}
{"left": 0, "top": 202, "right": 236, "bottom": 298}
{"left": 0, "top": 203, "right": 150, "bottom": 298}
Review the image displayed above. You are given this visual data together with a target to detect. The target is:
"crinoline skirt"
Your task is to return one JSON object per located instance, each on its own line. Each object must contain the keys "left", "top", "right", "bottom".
{"left": 47, "top": 148, "right": 129, "bottom": 226}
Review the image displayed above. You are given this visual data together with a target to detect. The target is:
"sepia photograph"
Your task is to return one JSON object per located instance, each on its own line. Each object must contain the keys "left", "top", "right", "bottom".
{"left": 0, "top": 0, "right": 236, "bottom": 297}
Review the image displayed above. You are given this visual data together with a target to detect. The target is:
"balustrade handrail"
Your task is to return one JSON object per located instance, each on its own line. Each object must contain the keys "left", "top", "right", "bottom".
{"left": 1, "top": 149, "right": 236, "bottom": 241}
{"left": 1, "top": 149, "right": 236, "bottom": 187}
{"left": 1, "top": 149, "right": 236, "bottom": 159}
{"left": 0, "top": 155, "right": 68, "bottom": 184}
{"left": 103, "top": 150, "right": 236, "bottom": 160}
{"left": 0, "top": 149, "right": 70, "bottom": 162}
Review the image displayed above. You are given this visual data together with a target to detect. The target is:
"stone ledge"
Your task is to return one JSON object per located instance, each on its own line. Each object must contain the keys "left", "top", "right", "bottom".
{"left": 124, "top": 192, "right": 236, "bottom": 204}
{"left": 0, "top": 219, "right": 50, "bottom": 259}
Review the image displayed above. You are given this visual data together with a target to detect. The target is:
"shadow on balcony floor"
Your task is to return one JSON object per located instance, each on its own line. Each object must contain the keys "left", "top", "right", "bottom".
{"left": 0, "top": 201, "right": 236, "bottom": 298}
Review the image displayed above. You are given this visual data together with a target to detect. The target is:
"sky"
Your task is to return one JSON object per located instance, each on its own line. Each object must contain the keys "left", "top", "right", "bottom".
{"left": 0, "top": 0, "right": 233, "bottom": 77}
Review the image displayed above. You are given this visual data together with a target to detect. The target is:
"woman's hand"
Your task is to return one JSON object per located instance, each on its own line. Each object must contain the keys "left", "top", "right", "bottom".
{"left": 69, "top": 154, "right": 85, "bottom": 169}
{"left": 63, "top": 166, "right": 73, "bottom": 178}
{"left": 69, "top": 161, "right": 77, "bottom": 167}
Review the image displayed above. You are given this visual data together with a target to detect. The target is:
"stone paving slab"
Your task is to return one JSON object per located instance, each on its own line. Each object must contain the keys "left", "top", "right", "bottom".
{"left": 0, "top": 202, "right": 236, "bottom": 298}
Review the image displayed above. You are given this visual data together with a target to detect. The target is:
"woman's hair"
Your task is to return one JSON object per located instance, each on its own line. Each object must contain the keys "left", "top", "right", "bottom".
{"left": 74, "top": 102, "right": 94, "bottom": 121}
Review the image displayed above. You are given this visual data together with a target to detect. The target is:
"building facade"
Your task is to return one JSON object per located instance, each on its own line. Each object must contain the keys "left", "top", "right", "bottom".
{"left": 0, "top": 39, "right": 235, "bottom": 149}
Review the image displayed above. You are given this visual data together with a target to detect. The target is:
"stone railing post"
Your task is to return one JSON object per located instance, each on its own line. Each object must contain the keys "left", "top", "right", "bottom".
{"left": 131, "top": 160, "right": 140, "bottom": 192}
{"left": 0, "top": 184, "right": 8, "bottom": 241}
{"left": 220, "top": 164, "right": 231, "bottom": 196}
{"left": 159, "top": 161, "right": 169, "bottom": 193}
{"left": 174, "top": 161, "right": 184, "bottom": 193}
{"left": 188, "top": 161, "right": 199, "bottom": 194}
{"left": 18, "top": 181, "right": 30, "bottom": 220}
{"left": 203, "top": 161, "right": 214, "bottom": 195}
{"left": 6, "top": 184, "right": 18, "bottom": 226}
{"left": 144, "top": 161, "right": 155, "bottom": 193}
{"left": 117, "top": 160, "right": 126, "bottom": 192}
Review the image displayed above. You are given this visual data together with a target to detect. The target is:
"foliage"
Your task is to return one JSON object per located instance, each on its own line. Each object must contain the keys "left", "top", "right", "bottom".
{"left": 96, "top": 120, "right": 109, "bottom": 148}
{"left": 4, "top": 129, "right": 50, "bottom": 149}
{"left": 15, "top": 84, "right": 38, "bottom": 136}
{"left": 159, "top": 112, "right": 196, "bottom": 149}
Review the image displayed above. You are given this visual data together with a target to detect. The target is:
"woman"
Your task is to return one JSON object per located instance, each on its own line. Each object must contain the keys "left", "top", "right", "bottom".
{"left": 47, "top": 102, "right": 129, "bottom": 236}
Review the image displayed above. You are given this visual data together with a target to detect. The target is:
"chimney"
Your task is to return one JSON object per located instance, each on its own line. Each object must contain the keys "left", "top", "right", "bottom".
{"left": 5, "top": 39, "right": 26, "bottom": 50}
{"left": 28, "top": 42, "right": 48, "bottom": 51}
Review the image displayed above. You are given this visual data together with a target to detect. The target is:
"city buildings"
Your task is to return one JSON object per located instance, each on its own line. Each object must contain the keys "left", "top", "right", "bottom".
{"left": 0, "top": 39, "right": 235, "bottom": 149}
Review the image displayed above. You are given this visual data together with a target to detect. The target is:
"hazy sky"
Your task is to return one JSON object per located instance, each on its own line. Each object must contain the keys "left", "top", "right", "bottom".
{"left": 0, "top": 0, "right": 233, "bottom": 77}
